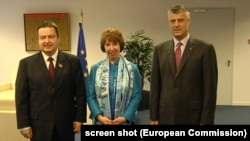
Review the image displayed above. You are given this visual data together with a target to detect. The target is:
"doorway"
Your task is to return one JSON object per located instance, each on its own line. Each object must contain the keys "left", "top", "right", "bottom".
{"left": 189, "top": 8, "right": 234, "bottom": 105}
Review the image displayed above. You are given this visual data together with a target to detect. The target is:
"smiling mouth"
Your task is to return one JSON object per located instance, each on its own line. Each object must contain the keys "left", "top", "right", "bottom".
{"left": 174, "top": 29, "right": 181, "bottom": 32}
{"left": 44, "top": 44, "right": 52, "bottom": 48}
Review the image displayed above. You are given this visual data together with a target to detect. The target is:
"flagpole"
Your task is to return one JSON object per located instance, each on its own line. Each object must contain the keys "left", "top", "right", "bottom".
{"left": 77, "top": 8, "right": 89, "bottom": 90}
{"left": 80, "top": 8, "right": 83, "bottom": 23}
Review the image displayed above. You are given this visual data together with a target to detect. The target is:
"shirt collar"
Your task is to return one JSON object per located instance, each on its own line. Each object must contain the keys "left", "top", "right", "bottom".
{"left": 42, "top": 49, "right": 58, "bottom": 62}
{"left": 173, "top": 34, "right": 190, "bottom": 47}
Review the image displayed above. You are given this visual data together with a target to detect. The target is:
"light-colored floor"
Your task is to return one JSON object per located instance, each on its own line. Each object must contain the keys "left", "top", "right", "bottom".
{"left": 0, "top": 82, "right": 92, "bottom": 141}
{"left": 135, "top": 105, "right": 250, "bottom": 125}
{"left": 0, "top": 111, "right": 27, "bottom": 141}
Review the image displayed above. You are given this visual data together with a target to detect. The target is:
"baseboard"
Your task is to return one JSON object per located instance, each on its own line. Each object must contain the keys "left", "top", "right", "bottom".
{"left": 232, "top": 101, "right": 250, "bottom": 106}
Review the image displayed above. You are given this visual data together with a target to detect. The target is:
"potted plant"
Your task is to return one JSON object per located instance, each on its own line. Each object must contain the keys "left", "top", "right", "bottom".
{"left": 123, "top": 30, "right": 154, "bottom": 110}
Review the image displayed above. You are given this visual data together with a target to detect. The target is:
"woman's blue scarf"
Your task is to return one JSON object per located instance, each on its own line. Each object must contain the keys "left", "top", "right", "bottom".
{"left": 95, "top": 56, "right": 134, "bottom": 119}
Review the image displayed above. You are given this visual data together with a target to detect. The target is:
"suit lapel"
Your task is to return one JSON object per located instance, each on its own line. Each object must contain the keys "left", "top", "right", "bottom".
{"left": 36, "top": 51, "right": 67, "bottom": 83}
{"left": 176, "top": 38, "right": 196, "bottom": 76}
{"left": 54, "top": 51, "right": 66, "bottom": 80}
{"left": 165, "top": 41, "right": 176, "bottom": 75}
{"left": 36, "top": 52, "right": 52, "bottom": 82}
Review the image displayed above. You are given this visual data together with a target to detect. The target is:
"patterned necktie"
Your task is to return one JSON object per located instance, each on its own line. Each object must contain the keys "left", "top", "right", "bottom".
{"left": 175, "top": 42, "right": 182, "bottom": 70}
{"left": 48, "top": 57, "right": 55, "bottom": 79}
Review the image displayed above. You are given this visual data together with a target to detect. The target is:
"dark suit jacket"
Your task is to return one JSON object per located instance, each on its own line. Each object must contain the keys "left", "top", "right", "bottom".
{"left": 15, "top": 51, "right": 86, "bottom": 141}
{"left": 150, "top": 37, "right": 218, "bottom": 124}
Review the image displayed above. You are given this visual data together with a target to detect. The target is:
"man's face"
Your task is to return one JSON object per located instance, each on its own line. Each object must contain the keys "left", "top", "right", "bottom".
{"left": 169, "top": 11, "right": 190, "bottom": 40}
{"left": 38, "top": 27, "right": 59, "bottom": 56}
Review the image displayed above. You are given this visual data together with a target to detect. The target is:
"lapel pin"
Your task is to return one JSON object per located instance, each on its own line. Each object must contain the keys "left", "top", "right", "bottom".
{"left": 59, "top": 64, "right": 63, "bottom": 68}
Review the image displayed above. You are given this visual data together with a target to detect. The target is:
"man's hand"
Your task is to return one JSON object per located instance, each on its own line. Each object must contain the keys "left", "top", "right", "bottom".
{"left": 150, "top": 120, "right": 159, "bottom": 125}
{"left": 20, "top": 127, "right": 32, "bottom": 139}
{"left": 73, "top": 121, "right": 82, "bottom": 133}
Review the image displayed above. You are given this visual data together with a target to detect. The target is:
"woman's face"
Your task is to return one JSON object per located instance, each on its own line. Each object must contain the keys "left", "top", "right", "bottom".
{"left": 104, "top": 40, "right": 120, "bottom": 62}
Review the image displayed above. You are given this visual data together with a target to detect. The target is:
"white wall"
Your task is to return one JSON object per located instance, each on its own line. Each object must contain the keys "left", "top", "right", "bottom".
{"left": 0, "top": 0, "right": 250, "bottom": 105}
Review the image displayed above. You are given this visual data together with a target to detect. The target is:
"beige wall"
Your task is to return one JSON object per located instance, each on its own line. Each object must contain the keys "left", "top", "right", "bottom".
{"left": 0, "top": 111, "right": 26, "bottom": 141}
{"left": 0, "top": 0, "right": 249, "bottom": 106}
{"left": 0, "top": 0, "right": 250, "bottom": 140}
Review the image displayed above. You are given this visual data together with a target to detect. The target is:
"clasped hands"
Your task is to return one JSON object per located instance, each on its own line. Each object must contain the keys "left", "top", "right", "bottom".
{"left": 97, "top": 115, "right": 126, "bottom": 125}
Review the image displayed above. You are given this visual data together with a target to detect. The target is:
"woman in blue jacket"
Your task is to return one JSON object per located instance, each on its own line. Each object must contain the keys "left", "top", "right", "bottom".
{"left": 87, "top": 28, "right": 142, "bottom": 125}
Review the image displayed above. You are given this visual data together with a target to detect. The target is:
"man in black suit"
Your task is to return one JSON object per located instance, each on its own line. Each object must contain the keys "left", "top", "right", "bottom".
{"left": 15, "top": 21, "right": 86, "bottom": 141}
{"left": 150, "top": 4, "right": 218, "bottom": 125}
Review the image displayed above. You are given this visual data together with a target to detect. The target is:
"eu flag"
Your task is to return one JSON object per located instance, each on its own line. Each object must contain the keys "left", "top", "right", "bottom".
{"left": 77, "top": 22, "right": 88, "bottom": 88}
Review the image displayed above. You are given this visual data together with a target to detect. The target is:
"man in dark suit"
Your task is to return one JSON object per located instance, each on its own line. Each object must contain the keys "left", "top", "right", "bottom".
{"left": 15, "top": 21, "right": 86, "bottom": 141}
{"left": 150, "top": 4, "right": 218, "bottom": 125}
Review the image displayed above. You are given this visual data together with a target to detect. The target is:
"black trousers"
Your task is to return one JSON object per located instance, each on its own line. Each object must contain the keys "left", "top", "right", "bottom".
{"left": 51, "top": 126, "right": 61, "bottom": 141}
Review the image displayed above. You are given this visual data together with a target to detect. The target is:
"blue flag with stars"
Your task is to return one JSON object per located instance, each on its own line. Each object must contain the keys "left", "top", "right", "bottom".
{"left": 77, "top": 22, "right": 88, "bottom": 88}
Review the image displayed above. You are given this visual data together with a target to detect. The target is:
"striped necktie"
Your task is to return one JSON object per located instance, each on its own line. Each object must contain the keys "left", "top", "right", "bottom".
{"left": 175, "top": 42, "right": 182, "bottom": 70}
